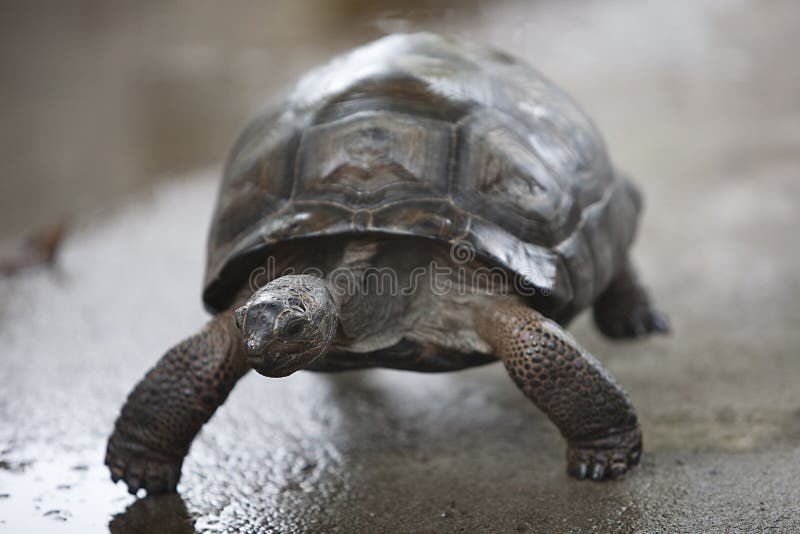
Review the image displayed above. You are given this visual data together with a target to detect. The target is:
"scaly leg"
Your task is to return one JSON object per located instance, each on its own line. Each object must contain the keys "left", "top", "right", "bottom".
{"left": 105, "top": 310, "right": 248, "bottom": 495}
{"left": 479, "top": 301, "right": 642, "bottom": 481}
{"left": 593, "top": 259, "right": 669, "bottom": 339}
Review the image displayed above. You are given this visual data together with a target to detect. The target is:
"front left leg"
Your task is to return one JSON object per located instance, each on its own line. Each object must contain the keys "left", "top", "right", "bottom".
{"left": 105, "top": 309, "right": 248, "bottom": 495}
{"left": 479, "top": 301, "right": 642, "bottom": 481}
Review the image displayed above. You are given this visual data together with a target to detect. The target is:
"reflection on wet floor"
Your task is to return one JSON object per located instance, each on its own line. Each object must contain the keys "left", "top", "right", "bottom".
{"left": 110, "top": 495, "right": 195, "bottom": 534}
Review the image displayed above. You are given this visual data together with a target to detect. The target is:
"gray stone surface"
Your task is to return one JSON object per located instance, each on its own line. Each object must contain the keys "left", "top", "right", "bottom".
{"left": 2, "top": 0, "right": 800, "bottom": 532}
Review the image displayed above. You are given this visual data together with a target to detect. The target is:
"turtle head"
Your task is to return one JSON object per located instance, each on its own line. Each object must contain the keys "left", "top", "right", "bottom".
{"left": 235, "top": 275, "right": 338, "bottom": 377}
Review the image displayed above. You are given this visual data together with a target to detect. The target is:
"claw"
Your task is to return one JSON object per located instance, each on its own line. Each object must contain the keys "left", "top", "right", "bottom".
{"left": 109, "top": 464, "right": 123, "bottom": 483}
{"left": 574, "top": 462, "right": 588, "bottom": 480}
{"left": 568, "top": 426, "right": 641, "bottom": 482}
{"left": 591, "top": 463, "right": 606, "bottom": 481}
{"left": 610, "top": 464, "right": 627, "bottom": 480}
{"left": 127, "top": 479, "right": 142, "bottom": 496}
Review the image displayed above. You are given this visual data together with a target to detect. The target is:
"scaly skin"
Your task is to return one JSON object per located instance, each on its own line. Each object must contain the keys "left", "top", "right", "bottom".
{"left": 105, "top": 310, "right": 248, "bottom": 494}
{"left": 593, "top": 259, "right": 670, "bottom": 339}
{"left": 479, "top": 300, "right": 642, "bottom": 481}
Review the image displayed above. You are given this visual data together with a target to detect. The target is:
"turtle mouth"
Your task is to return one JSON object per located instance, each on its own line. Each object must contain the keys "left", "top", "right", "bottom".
{"left": 247, "top": 353, "right": 298, "bottom": 378}
{"left": 243, "top": 333, "right": 298, "bottom": 376}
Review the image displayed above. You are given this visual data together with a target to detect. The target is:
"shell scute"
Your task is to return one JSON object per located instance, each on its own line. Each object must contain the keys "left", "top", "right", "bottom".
{"left": 294, "top": 110, "right": 452, "bottom": 207}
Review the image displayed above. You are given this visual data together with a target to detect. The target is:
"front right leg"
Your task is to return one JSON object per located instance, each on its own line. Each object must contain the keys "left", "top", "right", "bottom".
{"left": 105, "top": 310, "right": 248, "bottom": 495}
{"left": 479, "top": 301, "right": 642, "bottom": 481}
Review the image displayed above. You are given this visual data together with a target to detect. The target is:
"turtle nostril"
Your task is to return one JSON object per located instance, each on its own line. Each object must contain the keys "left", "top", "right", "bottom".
{"left": 246, "top": 339, "right": 261, "bottom": 354}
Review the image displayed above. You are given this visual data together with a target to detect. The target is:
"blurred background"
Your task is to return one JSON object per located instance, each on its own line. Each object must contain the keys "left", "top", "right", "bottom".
{"left": 1, "top": 0, "right": 799, "bottom": 532}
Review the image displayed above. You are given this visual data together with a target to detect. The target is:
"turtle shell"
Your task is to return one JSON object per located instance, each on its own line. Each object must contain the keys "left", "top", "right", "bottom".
{"left": 203, "top": 33, "right": 642, "bottom": 322}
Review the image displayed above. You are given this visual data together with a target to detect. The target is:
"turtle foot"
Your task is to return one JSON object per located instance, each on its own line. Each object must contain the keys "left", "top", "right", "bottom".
{"left": 595, "top": 304, "right": 670, "bottom": 339}
{"left": 567, "top": 425, "right": 642, "bottom": 481}
{"left": 105, "top": 432, "right": 183, "bottom": 496}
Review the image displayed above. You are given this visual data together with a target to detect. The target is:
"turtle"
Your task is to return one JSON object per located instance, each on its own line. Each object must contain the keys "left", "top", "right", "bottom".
{"left": 106, "top": 32, "right": 669, "bottom": 496}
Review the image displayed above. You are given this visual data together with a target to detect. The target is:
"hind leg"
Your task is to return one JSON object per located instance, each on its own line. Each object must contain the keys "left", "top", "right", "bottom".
{"left": 593, "top": 259, "right": 669, "bottom": 339}
{"left": 479, "top": 301, "right": 642, "bottom": 481}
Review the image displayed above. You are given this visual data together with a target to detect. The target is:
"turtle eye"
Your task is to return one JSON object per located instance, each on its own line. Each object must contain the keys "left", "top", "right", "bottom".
{"left": 281, "top": 317, "right": 305, "bottom": 338}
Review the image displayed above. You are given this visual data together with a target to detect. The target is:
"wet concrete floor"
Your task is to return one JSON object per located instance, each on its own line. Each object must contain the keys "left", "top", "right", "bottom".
{"left": 2, "top": 0, "right": 800, "bottom": 531}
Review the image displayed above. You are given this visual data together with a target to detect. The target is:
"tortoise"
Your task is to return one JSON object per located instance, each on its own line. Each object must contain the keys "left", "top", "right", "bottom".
{"left": 106, "top": 32, "right": 668, "bottom": 495}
